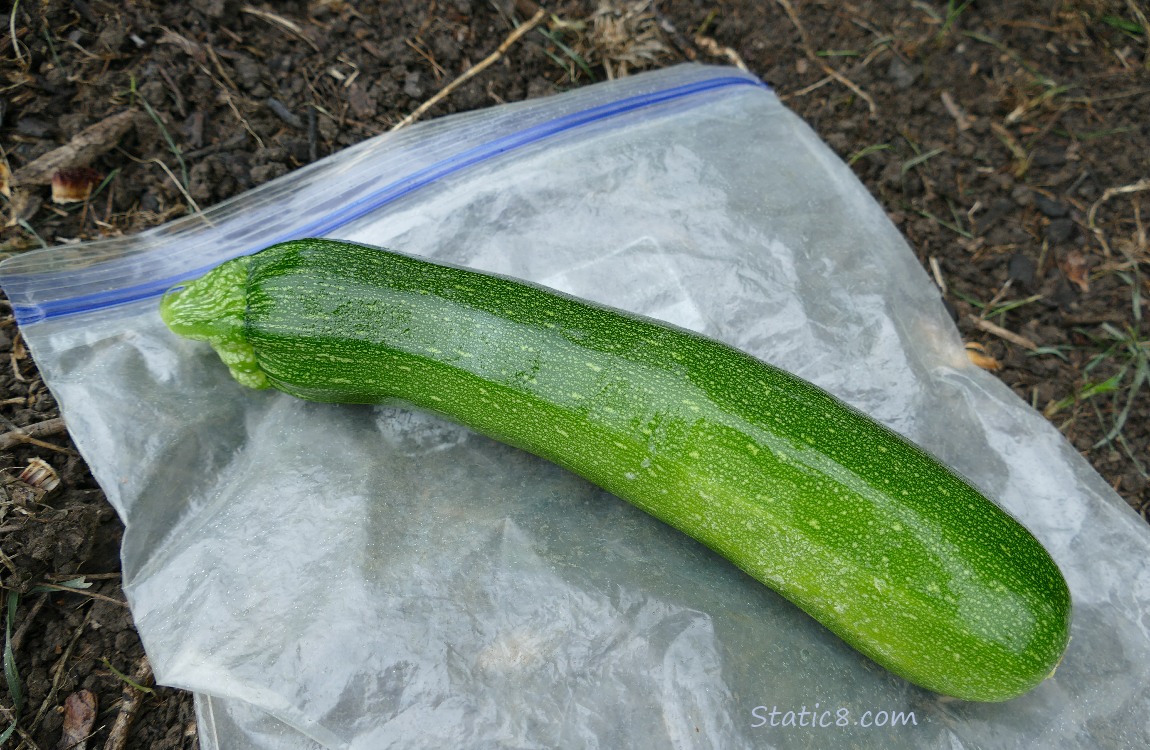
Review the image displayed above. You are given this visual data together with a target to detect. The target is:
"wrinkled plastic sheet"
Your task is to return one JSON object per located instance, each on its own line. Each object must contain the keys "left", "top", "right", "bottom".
{"left": 2, "top": 64, "right": 1148, "bottom": 749}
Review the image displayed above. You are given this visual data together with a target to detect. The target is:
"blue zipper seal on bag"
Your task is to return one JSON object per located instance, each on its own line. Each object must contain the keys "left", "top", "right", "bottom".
{"left": 6, "top": 74, "right": 767, "bottom": 325}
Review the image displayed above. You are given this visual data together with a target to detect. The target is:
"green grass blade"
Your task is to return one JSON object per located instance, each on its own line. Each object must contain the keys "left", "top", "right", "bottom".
{"left": 4, "top": 591, "right": 22, "bottom": 715}
{"left": 101, "top": 658, "right": 154, "bottom": 695}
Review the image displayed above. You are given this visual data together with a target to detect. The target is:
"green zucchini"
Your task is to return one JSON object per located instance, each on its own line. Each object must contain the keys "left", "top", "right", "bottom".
{"left": 160, "top": 238, "right": 1071, "bottom": 702}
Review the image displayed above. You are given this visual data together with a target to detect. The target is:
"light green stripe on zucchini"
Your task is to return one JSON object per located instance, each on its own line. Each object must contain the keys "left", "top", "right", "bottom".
{"left": 160, "top": 238, "right": 1071, "bottom": 702}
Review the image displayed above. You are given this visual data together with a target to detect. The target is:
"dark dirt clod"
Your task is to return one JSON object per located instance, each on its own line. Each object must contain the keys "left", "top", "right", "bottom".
{"left": 2, "top": 0, "right": 1148, "bottom": 746}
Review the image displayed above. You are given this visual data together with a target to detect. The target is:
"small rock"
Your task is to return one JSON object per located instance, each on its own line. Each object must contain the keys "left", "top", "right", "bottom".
{"left": 139, "top": 79, "right": 167, "bottom": 107}
{"left": 265, "top": 98, "right": 303, "bottom": 129}
{"left": 1049, "top": 277, "right": 1078, "bottom": 309}
{"left": 191, "top": 0, "right": 226, "bottom": 18}
{"left": 1007, "top": 253, "right": 1036, "bottom": 287}
{"left": 433, "top": 33, "right": 461, "bottom": 66}
{"left": 887, "top": 57, "right": 921, "bottom": 90}
{"left": 250, "top": 162, "right": 287, "bottom": 184}
{"left": 96, "top": 23, "right": 127, "bottom": 52}
{"left": 188, "top": 160, "right": 217, "bottom": 204}
{"left": 1010, "top": 184, "right": 1034, "bottom": 206}
{"left": 1046, "top": 217, "right": 1076, "bottom": 244}
{"left": 403, "top": 70, "right": 423, "bottom": 98}
{"left": 57, "top": 113, "right": 90, "bottom": 138}
{"left": 1031, "top": 148, "right": 1067, "bottom": 167}
{"left": 527, "top": 77, "right": 556, "bottom": 99}
{"left": 16, "top": 117, "right": 54, "bottom": 137}
{"left": 978, "top": 197, "right": 1015, "bottom": 230}
{"left": 347, "top": 81, "right": 378, "bottom": 119}
{"left": 824, "top": 131, "right": 849, "bottom": 153}
{"left": 1034, "top": 193, "right": 1068, "bottom": 217}
{"left": 231, "top": 55, "right": 263, "bottom": 91}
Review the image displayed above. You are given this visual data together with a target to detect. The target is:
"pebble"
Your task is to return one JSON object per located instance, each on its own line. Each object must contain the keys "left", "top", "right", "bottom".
{"left": 1010, "top": 184, "right": 1033, "bottom": 207}
{"left": 16, "top": 117, "right": 54, "bottom": 137}
{"left": 887, "top": 57, "right": 921, "bottom": 89}
{"left": 1046, "top": 218, "right": 1076, "bottom": 244}
{"left": 1007, "top": 253, "right": 1036, "bottom": 287}
{"left": 1034, "top": 194, "right": 1069, "bottom": 218}
{"left": 404, "top": 70, "right": 423, "bottom": 98}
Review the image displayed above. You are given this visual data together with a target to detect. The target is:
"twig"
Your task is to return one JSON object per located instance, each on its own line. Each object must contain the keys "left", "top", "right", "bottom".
{"left": 10, "top": 333, "right": 27, "bottom": 383}
{"left": 929, "top": 256, "right": 947, "bottom": 294}
{"left": 28, "top": 607, "right": 91, "bottom": 734}
{"left": 30, "top": 584, "right": 127, "bottom": 607}
{"left": 775, "top": 0, "right": 815, "bottom": 56}
{"left": 46, "top": 572, "right": 122, "bottom": 582}
{"left": 9, "top": 0, "right": 25, "bottom": 68}
{"left": 390, "top": 8, "right": 547, "bottom": 132}
{"left": 825, "top": 67, "right": 877, "bottom": 113}
{"left": 149, "top": 158, "right": 203, "bottom": 215}
{"left": 981, "top": 278, "right": 1014, "bottom": 318}
{"left": 7, "top": 436, "right": 74, "bottom": 455}
{"left": 404, "top": 37, "right": 447, "bottom": 80}
{"left": 970, "top": 316, "right": 1039, "bottom": 351}
{"left": 115, "top": 149, "right": 209, "bottom": 220}
{"left": 1087, "top": 178, "right": 1150, "bottom": 257}
{"left": 101, "top": 656, "right": 153, "bottom": 750}
{"left": 693, "top": 35, "right": 748, "bottom": 71}
{"left": 775, "top": 0, "right": 877, "bottom": 114}
{"left": 11, "top": 110, "right": 138, "bottom": 187}
{"left": 1125, "top": 0, "right": 1150, "bottom": 68}
{"left": 8, "top": 595, "right": 46, "bottom": 655}
{"left": 783, "top": 74, "right": 834, "bottom": 100}
{"left": 240, "top": 5, "right": 320, "bottom": 52}
{"left": 0, "top": 417, "right": 67, "bottom": 450}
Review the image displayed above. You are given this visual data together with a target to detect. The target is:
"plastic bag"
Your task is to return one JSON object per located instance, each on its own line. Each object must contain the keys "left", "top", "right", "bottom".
{"left": 3, "top": 64, "right": 1148, "bottom": 749}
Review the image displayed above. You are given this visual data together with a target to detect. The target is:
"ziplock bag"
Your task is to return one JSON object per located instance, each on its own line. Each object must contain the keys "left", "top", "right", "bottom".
{"left": 3, "top": 63, "right": 1149, "bottom": 749}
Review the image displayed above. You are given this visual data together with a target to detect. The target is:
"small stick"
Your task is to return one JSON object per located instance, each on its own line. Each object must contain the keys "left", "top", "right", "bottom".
{"left": 693, "top": 35, "right": 749, "bottom": 71}
{"left": 31, "top": 584, "right": 128, "bottom": 607}
{"left": 9, "top": 594, "right": 47, "bottom": 654}
{"left": 240, "top": 5, "right": 320, "bottom": 52}
{"left": 29, "top": 608, "right": 91, "bottom": 734}
{"left": 11, "top": 110, "right": 137, "bottom": 186}
{"left": 970, "top": 316, "right": 1039, "bottom": 351}
{"left": 0, "top": 418, "right": 67, "bottom": 448}
{"left": 929, "top": 256, "right": 947, "bottom": 294}
{"left": 774, "top": 0, "right": 876, "bottom": 114}
{"left": 102, "top": 656, "right": 154, "bottom": 750}
{"left": 1087, "top": 177, "right": 1150, "bottom": 257}
{"left": 0, "top": 416, "right": 67, "bottom": 450}
{"left": 981, "top": 278, "right": 1014, "bottom": 317}
{"left": 391, "top": 8, "right": 547, "bottom": 132}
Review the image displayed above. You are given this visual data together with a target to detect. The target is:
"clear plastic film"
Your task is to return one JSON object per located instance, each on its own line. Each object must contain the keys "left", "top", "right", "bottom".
{"left": 2, "top": 64, "right": 1147, "bottom": 749}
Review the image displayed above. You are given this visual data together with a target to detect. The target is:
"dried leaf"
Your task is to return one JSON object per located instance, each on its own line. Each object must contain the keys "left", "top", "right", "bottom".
{"left": 965, "top": 342, "right": 1002, "bottom": 371}
{"left": 1060, "top": 249, "right": 1090, "bottom": 293}
{"left": 60, "top": 689, "right": 98, "bottom": 750}
{"left": 11, "top": 110, "right": 136, "bottom": 187}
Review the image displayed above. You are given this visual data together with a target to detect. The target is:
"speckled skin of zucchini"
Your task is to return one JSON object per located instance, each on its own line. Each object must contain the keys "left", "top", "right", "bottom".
{"left": 160, "top": 238, "right": 1071, "bottom": 702}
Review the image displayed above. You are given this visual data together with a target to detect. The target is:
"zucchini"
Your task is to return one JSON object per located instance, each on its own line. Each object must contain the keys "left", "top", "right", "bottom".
{"left": 160, "top": 238, "right": 1071, "bottom": 702}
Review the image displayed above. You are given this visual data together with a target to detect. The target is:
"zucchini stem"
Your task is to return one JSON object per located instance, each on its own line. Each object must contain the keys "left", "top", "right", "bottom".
{"left": 160, "top": 256, "right": 269, "bottom": 389}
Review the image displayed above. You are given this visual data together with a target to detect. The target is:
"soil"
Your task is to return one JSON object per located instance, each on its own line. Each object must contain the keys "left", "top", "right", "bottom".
{"left": 1, "top": 0, "right": 1147, "bottom": 747}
